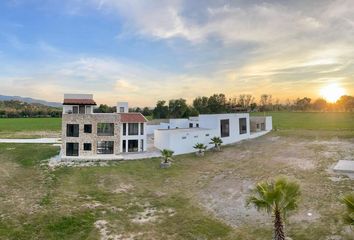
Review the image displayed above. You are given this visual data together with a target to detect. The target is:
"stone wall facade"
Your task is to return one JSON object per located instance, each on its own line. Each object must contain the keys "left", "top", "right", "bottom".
{"left": 62, "top": 113, "right": 121, "bottom": 156}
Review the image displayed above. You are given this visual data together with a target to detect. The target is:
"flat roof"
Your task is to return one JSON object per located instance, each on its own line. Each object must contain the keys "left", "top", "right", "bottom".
{"left": 156, "top": 127, "right": 211, "bottom": 133}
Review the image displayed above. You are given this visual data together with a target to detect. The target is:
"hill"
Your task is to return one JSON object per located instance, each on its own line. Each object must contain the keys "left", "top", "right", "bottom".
{"left": 0, "top": 95, "right": 61, "bottom": 107}
{"left": 0, "top": 100, "right": 61, "bottom": 118}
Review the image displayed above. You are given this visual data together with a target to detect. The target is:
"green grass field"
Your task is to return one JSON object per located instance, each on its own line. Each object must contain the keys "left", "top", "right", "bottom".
{"left": 0, "top": 118, "right": 61, "bottom": 138}
{"left": 0, "top": 118, "right": 61, "bottom": 132}
{"left": 252, "top": 112, "right": 354, "bottom": 130}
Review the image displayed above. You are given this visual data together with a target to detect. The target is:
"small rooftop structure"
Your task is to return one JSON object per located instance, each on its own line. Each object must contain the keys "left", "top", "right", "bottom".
{"left": 63, "top": 94, "right": 96, "bottom": 105}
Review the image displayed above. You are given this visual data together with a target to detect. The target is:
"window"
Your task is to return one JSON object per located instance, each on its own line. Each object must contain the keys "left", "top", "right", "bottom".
{"left": 123, "top": 123, "right": 126, "bottom": 136}
{"left": 261, "top": 123, "right": 265, "bottom": 130}
{"left": 97, "top": 123, "right": 114, "bottom": 136}
{"left": 122, "top": 140, "right": 126, "bottom": 152}
{"left": 66, "top": 143, "right": 79, "bottom": 156}
{"left": 256, "top": 123, "right": 260, "bottom": 129}
{"left": 119, "top": 107, "right": 125, "bottom": 113}
{"left": 97, "top": 141, "right": 114, "bottom": 154}
{"left": 140, "top": 139, "right": 144, "bottom": 151}
{"left": 140, "top": 123, "right": 144, "bottom": 135}
{"left": 85, "top": 106, "right": 91, "bottom": 114}
{"left": 205, "top": 134, "right": 210, "bottom": 137}
{"left": 79, "top": 105, "right": 85, "bottom": 114}
{"left": 128, "top": 140, "right": 139, "bottom": 152}
{"left": 182, "top": 136, "right": 187, "bottom": 139}
{"left": 189, "top": 123, "right": 193, "bottom": 128}
{"left": 196, "top": 123, "right": 199, "bottom": 128}
{"left": 220, "top": 119, "right": 230, "bottom": 138}
{"left": 84, "top": 143, "right": 92, "bottom": 151}
{"left": 239, "top": 118, "right": 247, "bottom": 134}
{"left": 84, "top": 124, "right": 92, "bottom": 133}
{"left": 72, "top": 106, "right": 78, "bottom": 114}
{"left": 67, "top": 124, "right": 79, "bottom": 137}
{"left": 128, "top": 123, "right": 139, "bottom": 135}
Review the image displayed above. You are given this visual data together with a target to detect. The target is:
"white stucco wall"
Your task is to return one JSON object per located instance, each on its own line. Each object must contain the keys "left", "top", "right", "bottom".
{"left": 199, "top": 113, "right": 250, "bottom": 145}
{"left": 265, "top": 116, "right": 273, "bottom": 131}
{"left": 154, "top": 128, "right": 216, "bottom": 155}
{"left": 154, "top": 113, "right": 257, "bottom": 155}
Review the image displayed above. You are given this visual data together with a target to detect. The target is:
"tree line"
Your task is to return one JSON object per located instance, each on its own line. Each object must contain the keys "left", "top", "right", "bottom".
{"left": 145, "top": 93, "right": 354, "bottom": 119}
{"left": 0, "top": 100, "right": 61, "bottom": 118}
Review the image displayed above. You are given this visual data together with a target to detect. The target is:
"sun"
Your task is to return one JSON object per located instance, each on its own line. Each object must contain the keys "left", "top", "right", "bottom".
{"left": 320, "top": 83, "right": 346, "bottom": 103}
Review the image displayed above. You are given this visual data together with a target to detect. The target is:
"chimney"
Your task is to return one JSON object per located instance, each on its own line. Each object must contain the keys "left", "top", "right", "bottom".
{"left": 117, "top": 102, "right": 129, "bottom": 113}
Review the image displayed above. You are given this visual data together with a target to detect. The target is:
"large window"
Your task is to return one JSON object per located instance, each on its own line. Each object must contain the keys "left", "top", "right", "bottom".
{"left": 220, "top": 119, "right": 230, "bottom": 138}
{"left": 97, "top": 141, "right": 114, "bottom": 154}
{"left": 67, "top": 124, "right": 79, "bottom": 137}
{"left": 239, "top": 118, "right": 247, "bottom": 134}
{"left": 72, "top": 106, "right": 78, "bottom": 114}
{"left": 79, "top": 105, "right": 85, "bottom": 114}
{"left": 84, "top": 124, "right": 92, "bottom": 133}
{"left": 123, "top": 123, "right": 126, "bottom": 136}
{"left": 128, "top": 140, "right": 139, "bottom": 152}
{"left": 122, "top": 140, "right": 126, "bottom": 152}
{"left": 66, "top": 143, "right": 79, "bottom": 156}
{"left": 97, "top": 123, "right": 114, "bottom": 136}
{"left": 140, "top": 123, "right": 144, "bottom": 135}
{"left": 128, "top": 123, "right": 139, "bottom": 135}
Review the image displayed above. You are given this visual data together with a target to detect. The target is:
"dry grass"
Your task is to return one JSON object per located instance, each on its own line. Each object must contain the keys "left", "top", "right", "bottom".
{"left": 0, "top": 131, "right": 354, "bottom": 239}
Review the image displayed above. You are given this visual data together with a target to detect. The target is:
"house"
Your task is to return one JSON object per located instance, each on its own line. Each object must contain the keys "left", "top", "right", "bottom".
{"left": 61, "top": 94, "right": 147, "bottom": 158}
{"left": 153, "top": 113, "right": 272, "bottom": 155}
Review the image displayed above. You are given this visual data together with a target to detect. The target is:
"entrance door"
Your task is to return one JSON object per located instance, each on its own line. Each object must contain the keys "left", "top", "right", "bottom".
{"left": 128, "top": 140, "right": 139, "bottom": 152}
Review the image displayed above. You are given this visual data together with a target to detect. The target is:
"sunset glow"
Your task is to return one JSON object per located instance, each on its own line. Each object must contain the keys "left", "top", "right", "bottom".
{"left": 320, "top": 84, "right": 346, "bottom": 103}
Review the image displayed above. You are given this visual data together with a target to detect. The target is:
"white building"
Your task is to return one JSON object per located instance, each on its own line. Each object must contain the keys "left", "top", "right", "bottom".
{"left": 153, "top": 113, "right": 272, "bottom": 155}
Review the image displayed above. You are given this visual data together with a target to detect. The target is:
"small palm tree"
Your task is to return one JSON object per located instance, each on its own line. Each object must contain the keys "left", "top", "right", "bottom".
{"left": 210, "top": 137, "right": 223, "bottom": 151}
{"left": 193, "top": 143, "right": 207, "bottom": 156}
{"left": 247, "top": 177, "right": 301, "bottom": 240}
{"left": 161, "top": 149, "right": 174, "bottom": 164}
{"left": 341, "top": 192, "right": 354, "bottom": 226}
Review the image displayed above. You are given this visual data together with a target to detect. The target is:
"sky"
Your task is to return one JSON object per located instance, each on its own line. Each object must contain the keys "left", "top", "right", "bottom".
{"left": 0, "top": 0, "right": 354, "bottom": 106}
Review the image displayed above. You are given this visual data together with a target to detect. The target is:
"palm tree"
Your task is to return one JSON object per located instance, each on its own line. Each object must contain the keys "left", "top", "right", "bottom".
{"left": 193, "top": 143, "right": 207, "bottom": 156}
{"left": 247, "top": 177, "right": 301, "bottom": 240}
{"left": 160, "top": 149, "right": 174, "bottom": 164}
{"left": 209, "top": 137, "right": 223, "bottom": 151}
{"left": 341, "top": 192, "right": 354, "bottom": 226}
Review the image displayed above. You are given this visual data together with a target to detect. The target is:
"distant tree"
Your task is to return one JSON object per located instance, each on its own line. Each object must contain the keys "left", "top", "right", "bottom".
{"left": 142, "top": 107, "right": 152, "bottom": 116}
{"left": 193, "top": 96, "right": 210, "bottom": 114}
{"left": 153, "top": 100, "right": 169, "bottom": 119}
{"left": 208, "top": 94, "right": 227, "bottom": 113}
{"left": 337, "top": 95, "right": 354, "bottom": 112}
{"left": 184, "top": 106, "right": 199, "bottom": 117}
{"left": 340, "top": 192, "right": 354, "bottom": 226}
{"left": 259, "top": 94, "right": 273, "bottom": 112}
{"left": 312, "top": 98, "right": 327, "bottom": 111}
{"left": 94, "top": 104, "right": 116, "bottom": 113}
{"left": 295, "top": 97, "right": 311, "bottom": 111}
{"left": 247, "top": 177, "right": 301, "bottom": 240}
{"left": 168, "top": 98, "right": 188, "bottom": 118}
{"left": 238, "top": 94, "right": 255, "bottom": 110}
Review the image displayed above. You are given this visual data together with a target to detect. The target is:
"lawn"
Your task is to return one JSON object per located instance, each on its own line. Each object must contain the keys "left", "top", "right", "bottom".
{"left": 252, "top": 112, "right": 354, "bottom": 131}
{"left": 0, "top": 129, "right": 353, "bottom": 239}
{"left": 0, "top": 118, "right": 61, "bottom": 138}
